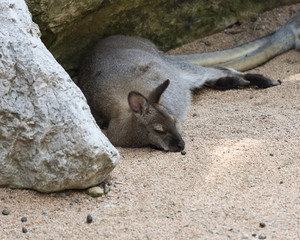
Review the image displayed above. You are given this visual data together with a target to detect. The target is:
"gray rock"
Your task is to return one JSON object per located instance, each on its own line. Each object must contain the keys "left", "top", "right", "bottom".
{"left": 0, "top": 0, "right": 119, "bottom": 192}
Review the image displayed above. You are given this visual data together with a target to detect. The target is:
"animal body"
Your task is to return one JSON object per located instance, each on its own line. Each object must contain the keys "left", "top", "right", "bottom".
{"left": 78, "top": 12, "right": 300, "bottom": 152}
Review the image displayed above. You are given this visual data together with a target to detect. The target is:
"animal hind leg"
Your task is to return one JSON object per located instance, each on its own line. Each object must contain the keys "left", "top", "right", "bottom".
{"left": 206, "top": 76, "right": 249, "bottom": 90}
{"left": 204, "top": 67, "right": 281, "bottom": 90}
{"left": 244, "top": 73, "right": 281, "bottom": 88}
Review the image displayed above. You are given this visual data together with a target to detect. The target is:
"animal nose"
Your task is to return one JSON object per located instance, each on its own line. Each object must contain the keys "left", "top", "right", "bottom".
{"left": 177, "top": 140, "right": 185, "bottom": 151}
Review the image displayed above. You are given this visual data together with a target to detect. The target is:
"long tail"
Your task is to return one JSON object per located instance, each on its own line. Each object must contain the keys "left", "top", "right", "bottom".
{"left": 168, "top": 11, "right": 300, "bottom": 71}
{"left": 167, "top": 35, "right": 272, "bottom": 67}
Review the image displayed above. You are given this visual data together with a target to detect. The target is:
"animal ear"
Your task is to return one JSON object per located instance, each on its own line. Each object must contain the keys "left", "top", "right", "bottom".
{"left": 128, "top": 91, "right": 149, "bottom": 116}
{"left": 148, "top": 79, "right": 170, "bottom": 103}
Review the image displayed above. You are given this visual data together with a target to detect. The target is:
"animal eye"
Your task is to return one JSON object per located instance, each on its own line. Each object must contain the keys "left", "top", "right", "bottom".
{"left": 153, "top": 124, "right": 165, "bottom": 134}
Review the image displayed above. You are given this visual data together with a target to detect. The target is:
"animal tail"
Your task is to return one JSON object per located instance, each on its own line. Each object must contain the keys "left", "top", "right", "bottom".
{"left": 167, "top": 35, "right": 272, "bottom": 67}
{"left": 168, "top": 11, "right": 300, "bottom": 71}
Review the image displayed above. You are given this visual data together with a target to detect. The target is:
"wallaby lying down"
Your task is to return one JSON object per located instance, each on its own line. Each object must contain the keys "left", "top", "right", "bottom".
{"left": 78, "top": 12, "right": 300, "bottom": 152}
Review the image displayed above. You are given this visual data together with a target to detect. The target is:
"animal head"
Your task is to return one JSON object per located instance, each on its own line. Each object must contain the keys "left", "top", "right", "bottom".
{"left": 128, "top": 80, "right": 185, "bottom": 152}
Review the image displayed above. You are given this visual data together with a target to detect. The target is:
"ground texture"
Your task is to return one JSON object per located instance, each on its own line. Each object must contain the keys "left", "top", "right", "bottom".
{"left": 0, "top": 4, "right": 299, "bottom": 240}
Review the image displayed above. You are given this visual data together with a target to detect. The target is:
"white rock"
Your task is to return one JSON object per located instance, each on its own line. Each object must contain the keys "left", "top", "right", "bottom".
{"left": 0, "top": 0, "right": 119, "bottom": 192}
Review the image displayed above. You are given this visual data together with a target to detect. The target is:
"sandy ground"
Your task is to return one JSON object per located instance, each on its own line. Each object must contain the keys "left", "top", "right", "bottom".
{"left": 1, "top": 4, "right": 300, "bottom": 240}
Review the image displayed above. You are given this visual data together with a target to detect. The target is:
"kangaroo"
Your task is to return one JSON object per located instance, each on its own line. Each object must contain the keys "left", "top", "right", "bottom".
{"left": 78, "top": 11, "right": 300, "bottom": 152}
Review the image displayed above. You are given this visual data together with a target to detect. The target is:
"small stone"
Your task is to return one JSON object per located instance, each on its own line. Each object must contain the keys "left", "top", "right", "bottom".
{"left": 259, "top": 222, "right": 266, "bottom": 228}
{"left": 87, "top": 186, "right": 104, "bottom": 197}
{"left": 42, "top": 210, "right": 49, "bottom": 215}
{"left": 166, "top": 212, "right": 174, "bottom": 218}
{"left": 60, "top": 192, "right": 67, "bottom": 198}
{"left": 242, "top": 233, "right": 249, "bottom": 239}
{"left": 103, "top": 183, "right": 110, "bottom": 194}
{"left": 192, "top": 113, "right": 197, "bottom": 117}
{"left": 279, "top": 180, "right": 283, "bottom": 184}
{"left": 2, "top": 210, "right": 9, "bottom": 215}
{"left": 258, "top": 234, "right": 267, "bottom": 239}
{"left": 181, "top": 150, "right": 186, "bottom": 155}
{"left": 21, "top": 217, "right": 27, "bottom": 222}
{"left": 22, "top": 227, "right": 28, "bottom": 233}
{"left": 200, "top": 39, "right": 212, "bottom": 46}
{"left": 87, "top": 214, "right": 93, "bottom": 223}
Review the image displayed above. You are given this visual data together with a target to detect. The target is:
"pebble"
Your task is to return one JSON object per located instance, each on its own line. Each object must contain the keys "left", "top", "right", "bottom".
{"left": 2, "top": 210, "right": 9, "bottom": 215}
{"left": 181, "top": 150, "right": 186, "bottom": 155}
{"left": 259, "top": 222, "right": 266, "bottom": 228}
{"left": 60, "top": 192, "right": 67, "bottom": 198}
{"left": 115, "top": 181, "right": 126, "bottom": 185}
{"left": 21, "top": 217, "right": 27, "bottom": 222}
{"left": 258, "top": 234, "right": 267, "bottom": 239}
{"left": 103, "top": 183, "right": 110, "bottom": 194}
{"left": 43, "top": 210, "right": 49, "bottom": 215}
{"left": 87, "top": 214, "right": 93, "bottom": 223}
{"left": 87, "top": 187, "right": 104, "bottom": 197}
{"left": 200, "top": 39, "right": 212, "bottom": 46}
{"left": 279, "top": 180, "right": 283, "bottom": 184}
{"left": 22, "top": 227, "right": 28, "bottom": 233}
{"left": 242, "top": 233, "right": 249, "bottom": 239}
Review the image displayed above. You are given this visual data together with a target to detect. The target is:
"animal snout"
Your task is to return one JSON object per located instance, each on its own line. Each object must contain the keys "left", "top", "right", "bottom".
{"left": 176, "top": 140, "right": 185, "bottom": 151}
{"left": 167, "top": 139, "right": 185, "bottom": 152}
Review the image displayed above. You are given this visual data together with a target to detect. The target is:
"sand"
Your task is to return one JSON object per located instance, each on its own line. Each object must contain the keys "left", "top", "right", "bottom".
{"left": 1, "top": 4, "right": 299, "bottom": 240}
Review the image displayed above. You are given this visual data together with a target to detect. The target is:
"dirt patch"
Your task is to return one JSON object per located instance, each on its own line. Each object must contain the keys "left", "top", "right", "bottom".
{"left": 1, "top": 4, "right": 300, "bottom": 239}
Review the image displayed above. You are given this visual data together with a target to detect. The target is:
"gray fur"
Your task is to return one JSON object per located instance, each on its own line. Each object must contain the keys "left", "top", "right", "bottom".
{"left": 78, "top": 12, "right": 299, "bottom": 152}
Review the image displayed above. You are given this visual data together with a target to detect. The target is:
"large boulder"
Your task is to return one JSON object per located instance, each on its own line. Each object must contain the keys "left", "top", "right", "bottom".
{"left": 0, "top": 0, "right": 119, "bottom": 192}
{"left": 25, "top": 0, "right": 300, "bottom": 76}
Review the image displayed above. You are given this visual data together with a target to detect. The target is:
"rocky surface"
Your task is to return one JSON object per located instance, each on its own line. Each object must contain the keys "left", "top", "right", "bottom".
{"left": 25, "top": 0, "right": 300, "bottom": 75}
{"left": 0, "top": 0, "right": 119, "bottom": 192}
